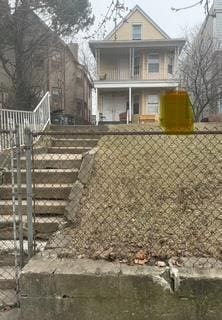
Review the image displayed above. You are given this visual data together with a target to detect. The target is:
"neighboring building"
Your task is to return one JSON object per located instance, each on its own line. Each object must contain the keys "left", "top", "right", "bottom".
{"left": 89, "top": 5, "right": 185, "bottom": 124}
{"left": 200, "top": 0, "right": 222, "bottom": 116}
{"left": 0, "top": 10, "right": 93, "bottom": 124}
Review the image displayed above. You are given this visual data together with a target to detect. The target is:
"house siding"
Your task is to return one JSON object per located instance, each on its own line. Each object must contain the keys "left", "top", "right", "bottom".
{"left": 215, "top": 0, "right": 222, "bottom": 9}
{"left": 109, "top": 11, "right": 165, "bottom": 41}
{"left": 216, "top": 12, "right": 222, "bottom": 41}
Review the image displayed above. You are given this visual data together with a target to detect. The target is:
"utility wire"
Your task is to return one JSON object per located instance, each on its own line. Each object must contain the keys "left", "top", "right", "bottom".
{"left": 171, "top": 0, "right": 210, "bottom": 13}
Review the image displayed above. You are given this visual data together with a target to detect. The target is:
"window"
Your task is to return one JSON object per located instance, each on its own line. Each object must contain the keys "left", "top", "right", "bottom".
{"left": 148, "top": 54, "right": 159, "bottom": 73}
{"left": 218, "top": 93, "right": 222, "bottom": 113}
{"left": 168, "top": 55, "right": 173, "bottom": 74}
{"left": 51, "top": 51, "right": 62, "bottom": 70}
{"left": 32, "top": 53, "right": 44, "bottom": 69}
{"left": 0, "top": 91, "right": 8, "bottom": 109}
{"left": 51, "top": 87, "right": 62, "bottom": 109}
{"left": 147, "top": 95, "right": 159, "bottom": 114}
{"left": 133, "top": 95, "right": 140, "bottom": 115}
{"left": 132, "top": 24, "right": 142, "bottom": 40}
{"left": 134, "top": 55, "right": 141, "bottom": 78}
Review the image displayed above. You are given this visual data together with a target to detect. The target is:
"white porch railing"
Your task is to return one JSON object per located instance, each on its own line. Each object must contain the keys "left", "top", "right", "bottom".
{"left": 0, "top": 92, "right": 50, "bottom": 150}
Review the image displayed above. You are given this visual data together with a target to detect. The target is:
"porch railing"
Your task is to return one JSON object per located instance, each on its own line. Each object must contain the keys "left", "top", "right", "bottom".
{"left": 98, "top": 68, "right": 175, "bottom": 81}
{"left": 0, "top": 92, "right": 50, "bottom": 150}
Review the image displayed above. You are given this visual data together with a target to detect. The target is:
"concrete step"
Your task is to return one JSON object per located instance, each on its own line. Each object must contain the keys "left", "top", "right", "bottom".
{"left": 0, "top": 268, "right": 16, "bottom": 290}
{"left": 0, "top": 289, "right": 17, "bottom": 308}
{"left": 0, "top": 200, "right": 67, "bottom": 216}
{"left": 50, "top": 124, "right": 108, "bottom": 132}
{"left": 3, "top": 169, "right": 78, "bottom": 184}
{"left": 0, "top": 240, "right": 46, "bottom": 267}
{"left": 20, "top": 154, "right": 82, "bottom": 169}
{"left": 51, "top": 138, "right": 99, "bottom": 148}
{"left": 0, "top": 216, "right": 65, "bottom": 241}
{"left": 47, "top": 147, "right": 92, "bottom": 154}
{"left": 49, "top": 134, "right": 103, "bottom": 140}
{"left": 0, "top": 184, "right": 72, "bottom": 200}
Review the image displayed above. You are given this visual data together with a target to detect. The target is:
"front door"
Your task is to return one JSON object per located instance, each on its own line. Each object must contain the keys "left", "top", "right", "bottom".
{"left": 102, "top": 95, "right": 127, "bottom": 121}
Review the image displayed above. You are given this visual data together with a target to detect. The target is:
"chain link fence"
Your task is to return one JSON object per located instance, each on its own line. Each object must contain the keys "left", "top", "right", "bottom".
{"left": 27, "top": 126, "right": 222, "bottom": 269}
{"left": 0, "top": 129, "right": 24, "bottom": 310}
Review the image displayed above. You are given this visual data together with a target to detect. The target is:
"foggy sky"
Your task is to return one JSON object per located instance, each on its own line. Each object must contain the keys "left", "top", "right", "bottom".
{"left": 90, "top": 0, "right": 213, "bottom": 38}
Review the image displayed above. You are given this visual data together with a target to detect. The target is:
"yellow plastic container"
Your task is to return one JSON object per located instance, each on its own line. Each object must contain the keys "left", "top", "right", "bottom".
{"left": 160, "top": 91, "right": 194, "bottom": 133}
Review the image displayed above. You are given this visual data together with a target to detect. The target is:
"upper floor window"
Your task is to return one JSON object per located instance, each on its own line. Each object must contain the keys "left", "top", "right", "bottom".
{"left": 218, "top": 93, "right": 222, "bottom": 113}
{"left": 51, "top": 87, "right": 62, "bottom": 109}
{"left": 51, "top": 50, "right": 62, "bottom": 70}
{"left": 32, "top": 52, "right": 44, "bottom": 69}
{"left": 168, "top": 54, "right": 173, "bottom": 74}
{"left": 132, "top": 24, "right": 142, "bottom": 40}
{"left": 0, "top": 91, "right": 8, "bottom": 109}
{"left": 148, "top": 54, "right": 160, "bottom": 73}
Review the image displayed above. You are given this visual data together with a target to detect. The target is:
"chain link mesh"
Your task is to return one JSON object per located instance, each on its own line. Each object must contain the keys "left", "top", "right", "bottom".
{"left": 0, "top": 130, "right": 19, "bottom": 310}
{"left": 31, "top": 126, "right": 222, "bottom": 269}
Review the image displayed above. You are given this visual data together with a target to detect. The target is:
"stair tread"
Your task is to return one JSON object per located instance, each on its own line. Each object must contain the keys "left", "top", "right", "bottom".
{"left": 0, "top": 200, "right": 67, "bottom": 206}
{"left": 49, "top": 146, "right": 92, "bottom": 150}
{"left": 0, "top": 183, "right": 73, "bottom": 188}
{"left": 52, "top": 138, "right": 99, "bottom": 141}
{"left": 0, "top": 240, "right": 47, "bottom": 253}
{"left": 4, "top": 169, "right": 79, "bottom": 173}
{"left": 0, "top": 216, "right": 64, "bottom": 224}
{"left": 21, "top": 154, "right": 82, "bottom": 160}
{"left": 0, "top": 289, "right": 17, "bottom": 307}
{"left": 0, "top": 267, "right": 15, "bottom": 280}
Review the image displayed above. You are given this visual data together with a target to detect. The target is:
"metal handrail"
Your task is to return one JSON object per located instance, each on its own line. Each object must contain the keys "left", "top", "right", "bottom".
{"left": 0, "top": 92, "right": 50, "bottom": 150}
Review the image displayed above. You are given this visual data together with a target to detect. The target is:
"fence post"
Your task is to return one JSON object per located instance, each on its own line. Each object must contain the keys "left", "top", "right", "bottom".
{"left": 15, "top": 125, "right": 24, "bottom": 267}
{"left": 9, "top": 129, "right": 19, "bottom": 297}
{"left": 24, "top": 128, "right": 34, "bottom": 259}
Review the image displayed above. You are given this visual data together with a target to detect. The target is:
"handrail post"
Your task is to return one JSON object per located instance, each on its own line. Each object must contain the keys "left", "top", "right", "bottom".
{"left": 48, "top": 92, "right": 51, "bottom": 125}
{"left": 24, "top": 128, "right": 34, "bottom": 259}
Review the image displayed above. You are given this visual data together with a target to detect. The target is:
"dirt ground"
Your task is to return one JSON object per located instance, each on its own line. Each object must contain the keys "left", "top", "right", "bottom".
{"left": 48, "top": 125, "right": 222, "bottom": 266}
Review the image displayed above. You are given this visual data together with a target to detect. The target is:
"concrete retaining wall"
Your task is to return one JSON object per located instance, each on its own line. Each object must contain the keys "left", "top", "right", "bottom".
{"left": 20, "top": 256, "right": 222, "bottom": 320}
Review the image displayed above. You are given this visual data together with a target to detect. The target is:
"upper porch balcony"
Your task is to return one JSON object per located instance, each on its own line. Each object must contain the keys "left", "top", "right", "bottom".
{"left": 96, "top": 47, "right": 178, "bottom": 82}
{"left": 89, "top": 39, "right": 186, "bottom": 86}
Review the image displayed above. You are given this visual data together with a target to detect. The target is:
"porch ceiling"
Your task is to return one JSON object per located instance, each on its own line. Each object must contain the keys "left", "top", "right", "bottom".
{"left": 89, "top": 39, "right": 186, "bottom": 54}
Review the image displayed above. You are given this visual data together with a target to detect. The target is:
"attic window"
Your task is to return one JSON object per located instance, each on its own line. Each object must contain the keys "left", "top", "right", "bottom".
{"left": 132, "top": 24, "right": 142, "bottom": 40}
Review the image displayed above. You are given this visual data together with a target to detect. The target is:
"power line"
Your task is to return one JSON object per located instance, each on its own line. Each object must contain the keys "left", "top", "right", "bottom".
{"left": 171, "top": 0, "right": 210, "bottom": 14}
{"left": 83, "top": 0, "right": 128, "bottom": 40}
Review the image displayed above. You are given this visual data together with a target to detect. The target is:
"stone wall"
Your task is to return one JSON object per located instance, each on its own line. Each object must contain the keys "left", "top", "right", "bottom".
{"left": 20, "top": 256, "right": 222, "bottom": 320}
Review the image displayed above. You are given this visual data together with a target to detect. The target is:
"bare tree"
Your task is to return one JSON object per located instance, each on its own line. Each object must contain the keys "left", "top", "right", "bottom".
{"left": 179, "top": 27, "right": 222, "bottom": 121}
{"left": 78, "top": 42, "right": 96, "bottom": 79}
{"left": 0, "top": 0, "right": 94, "bottom": 110}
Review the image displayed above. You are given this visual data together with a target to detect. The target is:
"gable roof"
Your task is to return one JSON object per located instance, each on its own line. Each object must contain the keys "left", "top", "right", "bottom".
{"left": 105, "top": 5, "right": 170, "bottom": 40}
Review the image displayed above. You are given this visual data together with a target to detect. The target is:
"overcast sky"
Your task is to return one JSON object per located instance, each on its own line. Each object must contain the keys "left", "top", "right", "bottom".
{"left": 89, "top": 0, "right": 213, "bottom": 38}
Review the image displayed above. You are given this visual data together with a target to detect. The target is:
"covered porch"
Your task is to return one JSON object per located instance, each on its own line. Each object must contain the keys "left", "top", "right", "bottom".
{"left": 96, "top": 87, "right": 166, "bottom": 124}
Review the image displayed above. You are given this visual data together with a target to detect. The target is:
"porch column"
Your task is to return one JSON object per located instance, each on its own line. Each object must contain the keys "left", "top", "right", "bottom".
{"left": 95, "top": 49, "right": 101, "bottom": 80}
{"left": 95, "top": 88, "right": 99, "bottom": 125}
{"left": 174, "top": 48, "right": 179, "bottom": 78}
{"left": 129, "top": 48, "right": 132, "bottom": 79}
{"left": 129, "top": 87, "right": 132, "bottom": 123}
{"left": 132, "top": 48, "right": 135, "bottom": 79}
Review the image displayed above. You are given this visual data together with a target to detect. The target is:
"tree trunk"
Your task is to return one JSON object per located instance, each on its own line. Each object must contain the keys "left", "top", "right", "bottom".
{"left": 14, "top": 1, "right": 32, "bottom": 111}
